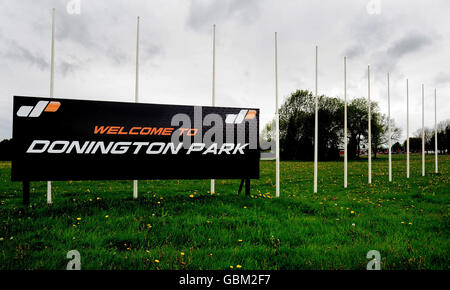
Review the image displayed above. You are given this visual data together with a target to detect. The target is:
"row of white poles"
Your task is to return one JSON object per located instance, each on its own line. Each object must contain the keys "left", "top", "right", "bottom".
{"left": 44, "top": 11, "right": 440, "bottom": 203}
{"left": 273, "top": 40, "right": 439, "bottom": 196}
{"left": 344, "top": 58, "right": 439, "bottom": 189}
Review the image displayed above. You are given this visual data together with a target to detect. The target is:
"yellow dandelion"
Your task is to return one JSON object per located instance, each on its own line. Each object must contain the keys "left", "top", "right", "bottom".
{"left": 243, "top": 206, "right": 247, "bottom": 209}
{"left": 147, "top": 224, "right": 152, "bottom": 228}
{"left": 105, "top": 215, "right": 109, "bottom": 219}
{"left": 401, "top": 221, "right": 405, "bottom": 224}
{"left": 230, "top": 265, "right": 234, "bottom": 269}
{"left": 180, "top": 252, "right": 185, "bottom": 256}
{"left": 236, "top": 265, "right": 242, "bottom": 269}
{"left": 408, "top": 222, "right": 412, "bottom": 225}
{"left": 146, "top": 250, "right": 151, "bottom": 254}
{"left": 76, "top": 217, "right": 82, "bottom": 221}
{"left": 350, "top": 211, "right": 355, "bottom": 214}
{"left": 96, "top": 197, "right": 101, "bottom": 200}
{"left": 238, "top": 239, "right": 243, "bottom": 243}
{"left": 154, "top": 259, "right": 160, "bottom": 263}
{"left": 189, "top": 194, "right": 194, "bottom": 198}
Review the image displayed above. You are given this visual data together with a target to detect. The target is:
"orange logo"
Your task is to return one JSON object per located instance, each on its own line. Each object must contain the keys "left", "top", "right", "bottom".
{"left": 17, "top": 101, "right": 61, "bottom": 117}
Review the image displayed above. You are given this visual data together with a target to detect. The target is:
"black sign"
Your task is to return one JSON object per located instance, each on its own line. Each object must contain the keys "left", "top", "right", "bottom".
{"left": 12, "top": 96, "right": 260, "bottom": 181}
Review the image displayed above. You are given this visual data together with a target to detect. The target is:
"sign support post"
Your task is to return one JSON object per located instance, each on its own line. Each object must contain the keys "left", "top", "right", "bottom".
{"left": 406, "top": 79, "right": 410, "bottom": 178}
{"left": 133, "top": 16, "right": 140, "bottom": 199}
{"left": 314, "top": 46, "right": 318, "bottom": 193}
{"left": 435, "top": 88, "right": 438, "bottom": 174}
{"left": 368, "top": 65, "right": 372, "bottom": 184}
{"left": 422, "top": 84, "right": 425, "bottom": 176}
{"left": 344, "top": 56, "right": 347, "bottom": 188}
{"left": 388, "top": 73, "right": 392, "bottom": 182}
{"left": 211, "top": 24, "right": 216, "bottom": 195}
{"left": 47, "top": 8, "right": 55, "bottom": 204}
{"left": 275, "top": 32, "right": 280, "bottom": 197}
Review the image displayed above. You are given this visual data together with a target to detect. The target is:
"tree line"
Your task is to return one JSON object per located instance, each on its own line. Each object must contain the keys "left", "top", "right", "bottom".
{"left": 262, "top": 89, "right": 450, "bottom": 161}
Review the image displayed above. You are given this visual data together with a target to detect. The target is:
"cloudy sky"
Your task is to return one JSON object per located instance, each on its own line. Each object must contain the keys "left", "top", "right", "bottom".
{"left": 0, "top": 0, "right": 449, "bottom": 140}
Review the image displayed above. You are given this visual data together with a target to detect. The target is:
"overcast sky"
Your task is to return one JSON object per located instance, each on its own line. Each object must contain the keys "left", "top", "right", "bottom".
{"left": 0, "top": 0, "right": 449, "bottom": 140}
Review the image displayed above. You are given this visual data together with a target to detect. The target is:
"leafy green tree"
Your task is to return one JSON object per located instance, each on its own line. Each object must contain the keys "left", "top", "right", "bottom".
{"left": 265, "top": 90, "right": 401, "bottom": 161}
{"left": 277, "top": 90, "right": 343, "bottom": 161}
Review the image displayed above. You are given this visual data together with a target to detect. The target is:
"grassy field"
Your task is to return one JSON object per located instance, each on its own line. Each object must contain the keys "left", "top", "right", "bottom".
{"left": 0, "top": 154, "right": 448, "bottom": 270}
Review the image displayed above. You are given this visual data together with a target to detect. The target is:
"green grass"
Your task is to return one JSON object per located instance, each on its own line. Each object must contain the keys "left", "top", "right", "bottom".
{"left": 0, "top": 154, "right": 448, "bottom": 270}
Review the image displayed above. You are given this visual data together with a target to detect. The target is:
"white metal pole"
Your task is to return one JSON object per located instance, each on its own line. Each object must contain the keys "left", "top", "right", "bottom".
{"left": 133, "top": 16, "right": 140, "bottom": 199}
{"left": 275, "top": 32, "right": 280, "bottom": 198}
{"left": 368, "top": 65, "right": 372, "bottom": 184}
{"left": 422, "top": 84, "right": 425, "bottom": 176}
{"left": 344, "top": 56, "right": 347, "bottom": 188}
{"left": 314, "top": 46, "right": 318, "bottom": 193}
{"left": 406, "top": 79, "right": 410, "bottom": 178}
{"left": 435, "top": 88, "right": 438, "bottom": 174}
{"left": 388, "top": 73, "right": 392, "bottom": 182}
{"left": 47, "top": 8, "right": 55, "bottom": 204}
{"left": 210, "top": 24, "right": 216, "bottom": 195}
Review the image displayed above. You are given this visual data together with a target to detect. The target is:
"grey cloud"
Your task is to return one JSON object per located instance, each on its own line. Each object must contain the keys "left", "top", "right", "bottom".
{"left": 54, "top": 14, "right": 95, "bottom": 48}
{"left": 104, "top": 45, "right": 128, "bottom": 65}
{"left": 145, "top": 44, "right": 161, "bottom": 58}
{"left": 141, "top": 37, "right": 162, "bottom": 61}
{"left": 187, "top": 0, "right": 260, "bottom": 32}
{"left": 58, "top": 60, "right": 81, "bottom": 76}
{"left": 434, "top": 72, "right": 450, "bottom": 84}
{"left": 386, "top": 32, "right": 432, "bottom": 58}
{"left": 368, "top": 32, "right": 433, "bottom": 74}
{"left": 344, "top": 44, "right": 365, "bottom": 58}
{"left": 1, "top": 38, "right": 49, "bottom": 70}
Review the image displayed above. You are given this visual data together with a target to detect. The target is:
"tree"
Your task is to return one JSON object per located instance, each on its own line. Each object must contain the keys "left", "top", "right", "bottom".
{"left": 268, "top": 90, "right": 398, "bottom": 161}
{"left": 371, "top": 113, "right": 402, "bottom": 158}
{"left": 277, "top": 90, "right": 343, "bottom": 161}
{"left": 414, "top": 128, "right": 434, "bottom": 153}
{"left": 347, "top": 98, "right": 369, "bottom": 159}
{"left": 406, "top": 137, "right": 422, "bottom": 153}
{"left": 392, "top": 142, "right": 403, "bottom": 153}
{"left": 261, "top": 121, "right": 274, "bottom": 142}
{"left": 346, "top": 98, "right": 401, "bottom": 159}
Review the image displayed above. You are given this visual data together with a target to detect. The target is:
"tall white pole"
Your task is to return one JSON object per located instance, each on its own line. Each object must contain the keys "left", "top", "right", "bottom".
{"left": 314, "top": 46, "right": 318, "bottom": 193}
{"left": 435, "top": 88, "right": 438, "bottom": 174}
{"left": 210, "top": 24, "right": 216, "bottom": 195}
{"left": 133, "top": 16, "right": 140, "bottom": 199}
{"left": 422, "top": 84, "right": 425, "bottom": 176}
{"left": 344, "top": 57, "right": 348, "bottom": 188}
{"left": 368, "top": 65, "right": 372, "bottom": 184}
{"left": 275, "top": 32, "right": 280, "bottom": 198}
{"left": 388, "top": 73, "right": 392, "bottom": 182}
{"left": 47, "top": 8, "right": 55, "bottom": 205}
{"left": 406, "top": 79, "right": 410, "bottom": 178}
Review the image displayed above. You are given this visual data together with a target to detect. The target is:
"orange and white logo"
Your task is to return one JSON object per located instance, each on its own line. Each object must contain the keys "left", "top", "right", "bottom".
{"left": 225, "top": 110, "right": 257, "bottom": 124}
{"left": 16, "top": 100, "right": 61, "bottom": 117}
